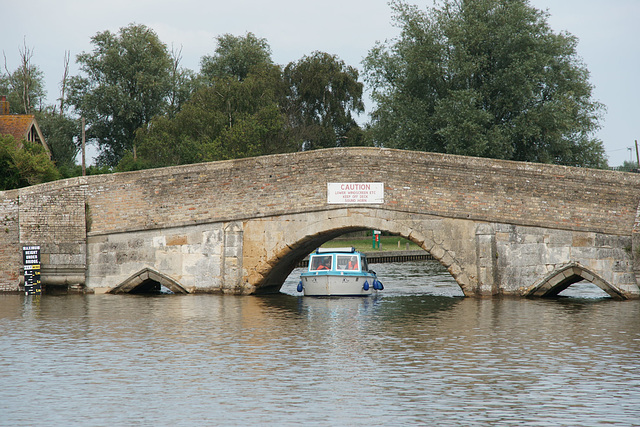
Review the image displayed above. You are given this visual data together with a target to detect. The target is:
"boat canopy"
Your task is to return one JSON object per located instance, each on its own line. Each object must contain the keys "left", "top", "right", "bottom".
{"left": 315, "top": 247, "right": 356, "bottom": 254}
{"left": 308, "top": 249, "right": 363, "bottom": 272}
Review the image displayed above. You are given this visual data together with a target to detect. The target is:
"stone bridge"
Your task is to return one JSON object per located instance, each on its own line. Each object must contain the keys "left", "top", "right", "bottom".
{"left": 1, "top": 147, "right": 640, "bottom": 299}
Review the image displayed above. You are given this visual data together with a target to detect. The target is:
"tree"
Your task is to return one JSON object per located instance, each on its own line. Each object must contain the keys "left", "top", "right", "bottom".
{"left": 35, "top": 108, "right": 80, "bottom": 172}
{"left": 618, "top": 160, "right": 638, "bottom": 173}
{"left": 363, "top": 0, "right": 607, "bottom": 168}
{"left": 67, "top": 24, "right": 174, "bottom": 166}
{"left": 31, "top": 52, "right": 83, "bottom": 175}
{"left": 130, "top": 65, "right": 295, "bottom": 169}
{"left": 2, "top": 45, "right": 82, "bottom": 177}
{"left": 284, "top": 52, "right": 366, "bottom": 150}
{"left": 1, "top": 40, "right": 46, "bottom": 114}
{"left": 164, "top": 44, "right": 198, "bottom": 118}
{"left": 125, "top": 34, "right": 370, "bottom": 170}
{"left": 125, "top": 33, "right": 296, "bottom": 170}
{"left": 200, "top": 33, "right": 273, "bottom": 82}
{"left": 57, "top": 50, "right": 71, "bottom": 115}
{"left": 0, "top": 135, "right": 60, "bottom": 190}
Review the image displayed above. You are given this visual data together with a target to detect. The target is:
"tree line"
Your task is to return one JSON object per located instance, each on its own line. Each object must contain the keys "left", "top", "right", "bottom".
{"left": 1, "top": 0, "right": 608, "bottom": 190}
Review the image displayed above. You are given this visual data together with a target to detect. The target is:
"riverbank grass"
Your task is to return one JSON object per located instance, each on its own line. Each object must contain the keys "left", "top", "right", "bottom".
{"left": 321, "top": 237, "right": 421, "bottom": 253}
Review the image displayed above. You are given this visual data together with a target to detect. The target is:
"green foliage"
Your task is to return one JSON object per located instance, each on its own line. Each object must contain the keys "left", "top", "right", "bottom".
{"left": 129, "top": 65, "right": 296, "bottom": 170}
{"left": 0, "top": 135, "right": 60, "bottom": 190}
{"left": 115, "top": 151, "right": 150, "bottom": 172}
{"left": 167, "top": 49, "right": 198, "bottom": 118}
{"left": 35, "top": 108, "right": 81, "bottom": 169}
{"left": 322, "top": 235, "right": 421, "bottom": 252}
{"left": 67, "top": 23, "right": 175, "bottom": 167}
{"left": 284, "top": 52, "right": 366, "bottom": 149}
{"left": 200, "top": 33, "right": 273, "bottom": 81}
{"left": 55, "top": 163, "right": 83, "bottom": 179}
{"left": 127, "top": 43, "right": 370, "bottom": 171}
{"left": 616, "top": 161, "right": 639, "bottom": 173}
{"left": 2, "top": 42, "right": 83, "bottom": 176}
{"left": 85, "top": 164, "right": 114, "bottom": 175}
{"left": 363, "top": 0, "right": 607, "bottom": 168}
{"left": 0, "top": 43, "right": 46, "bottom": 114}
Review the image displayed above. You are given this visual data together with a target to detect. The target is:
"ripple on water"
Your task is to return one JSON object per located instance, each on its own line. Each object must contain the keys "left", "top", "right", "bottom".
{"left": 0, "top": 268, "right": 638, "bottom": 426}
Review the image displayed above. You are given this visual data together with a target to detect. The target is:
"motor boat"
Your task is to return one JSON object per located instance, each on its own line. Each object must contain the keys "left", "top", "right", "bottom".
{"left": 297, "top": 247, "right": 383, "bottom": 296}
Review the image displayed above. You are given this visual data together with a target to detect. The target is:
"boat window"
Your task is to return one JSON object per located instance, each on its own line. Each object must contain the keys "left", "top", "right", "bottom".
{"left": 360, "top": 256, "right": 368, "bottom": 271}
{"left": 310, "top": 255, "right": 332, "bottom": 271}
{"left": 336, "top": 255, "right": 359, "bottom": 271}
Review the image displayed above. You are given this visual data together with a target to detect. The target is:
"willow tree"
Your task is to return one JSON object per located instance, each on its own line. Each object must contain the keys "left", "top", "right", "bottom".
{"left": 130, "top": 62, "right": 294, "bottom": 169}
{"left": 284, "top": 51, "right": 366, "bottom": 150}
{"left": 67, "top": 24, "right": 174, "bottom": 166}
{"left": 200, "top": 32, "right": 274, "bottom": 82}
{"left": 364, "top": 0, "right": 606, "bottom": 168}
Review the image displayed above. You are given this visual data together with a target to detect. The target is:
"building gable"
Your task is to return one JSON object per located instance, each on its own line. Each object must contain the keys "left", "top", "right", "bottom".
{"left": 0, "top": 96, "right": 51, "bottom": 158}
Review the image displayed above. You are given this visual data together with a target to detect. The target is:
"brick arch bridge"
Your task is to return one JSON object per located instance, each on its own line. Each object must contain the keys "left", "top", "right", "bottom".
{"left": 1, "top": 147, "right": 640, "bottom": 299}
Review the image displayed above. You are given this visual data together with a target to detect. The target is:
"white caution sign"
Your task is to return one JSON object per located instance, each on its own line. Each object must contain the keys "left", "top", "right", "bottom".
{"left": 327, "top": 183, "right": 384, "bottom": 204}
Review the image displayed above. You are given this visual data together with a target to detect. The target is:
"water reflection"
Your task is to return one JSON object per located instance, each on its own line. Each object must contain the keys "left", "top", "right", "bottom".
{"left": 283, "top": 259, "right": 613, "bottom": 299}
{"left": 557, "top": 281, "right": 611, "bottom": 298}
{"left": 282, "top": 260, "right": 466, "bottom": 297}
{"left": 1, "top": 262, "right": 638, "bottom": 426}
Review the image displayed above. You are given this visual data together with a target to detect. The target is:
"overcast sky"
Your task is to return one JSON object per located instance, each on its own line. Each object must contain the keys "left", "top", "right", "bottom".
{"left": 2, "top": 0, "right": 638, "bottom": 166}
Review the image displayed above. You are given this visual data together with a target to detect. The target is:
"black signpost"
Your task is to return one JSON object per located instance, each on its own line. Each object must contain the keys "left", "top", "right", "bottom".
{"left": 23, "top": 246, "right": 41, "bottom": 295}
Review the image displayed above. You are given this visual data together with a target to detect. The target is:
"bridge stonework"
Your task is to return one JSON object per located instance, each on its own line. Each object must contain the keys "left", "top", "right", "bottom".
{"left": 1, "top": 147, "right": 640, "bottom": 298}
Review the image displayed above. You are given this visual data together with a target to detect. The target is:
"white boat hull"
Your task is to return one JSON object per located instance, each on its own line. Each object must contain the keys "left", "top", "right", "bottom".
{"left": 301, "top": 274, "right": 375, "bottom": 296}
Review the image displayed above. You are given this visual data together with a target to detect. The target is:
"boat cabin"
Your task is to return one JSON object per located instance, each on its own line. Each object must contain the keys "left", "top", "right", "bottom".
{"left": 308, "top": 247, "right": 368, "bottom": 273}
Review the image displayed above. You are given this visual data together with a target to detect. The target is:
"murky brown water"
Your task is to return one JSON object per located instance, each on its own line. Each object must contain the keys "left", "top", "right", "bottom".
{"left": 1, "top": 261, "right": 639, "bottom": 426}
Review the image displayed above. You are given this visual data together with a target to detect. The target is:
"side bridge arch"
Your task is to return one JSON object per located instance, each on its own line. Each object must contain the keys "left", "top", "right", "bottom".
{"left": 526, "top": 263, "right": 624, "bottom": 300}
{"left": 108, "top": 268, "right": 189, "bottom": 294}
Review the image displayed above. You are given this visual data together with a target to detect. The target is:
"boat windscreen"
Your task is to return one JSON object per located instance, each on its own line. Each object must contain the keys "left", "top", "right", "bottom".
{"left": 336, "top": 254, "right": 359, "bottom": 271}
{"left": 310, "top": 255, "right": 332, "bottom": 271}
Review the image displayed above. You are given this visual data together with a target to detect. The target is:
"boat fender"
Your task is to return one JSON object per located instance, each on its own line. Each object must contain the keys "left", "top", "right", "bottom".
{"left": 297, "top": 281, "right": 303, "bottom": 292}
{"left": 363, "top": 281, "right": 370, "bottom": 291}
{"left": 378, "top": 281, "right": 384, "bottom": 290}
{"left": 373, "top": 279, "right": 381, "bottom": 290}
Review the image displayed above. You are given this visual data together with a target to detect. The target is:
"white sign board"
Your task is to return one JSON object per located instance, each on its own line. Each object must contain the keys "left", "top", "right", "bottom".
{"left": 327, "top": 183, "right": 384, "bottom": 204}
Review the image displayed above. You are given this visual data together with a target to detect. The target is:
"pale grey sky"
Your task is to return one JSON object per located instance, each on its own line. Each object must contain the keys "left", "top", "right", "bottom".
{"left": 2, "top": 0, "right": 638, "bottom": 166}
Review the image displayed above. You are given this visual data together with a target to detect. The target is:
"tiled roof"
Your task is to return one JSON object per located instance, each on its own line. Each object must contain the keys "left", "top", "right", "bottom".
{"left": 0, "top": 114, "right": 51, "bottom": 158}
{"left": 0, "top": 114, "right": 37, "bottom": 140}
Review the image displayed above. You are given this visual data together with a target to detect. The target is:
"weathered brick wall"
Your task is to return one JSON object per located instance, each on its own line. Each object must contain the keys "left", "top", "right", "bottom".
{"left": 0, "top": 179, "right": 87, "bottom": 290}
{"left": 18, "top": 179, "right": 87, "bottom": 247}
{"left": 0, "top": 190, "right": 20, "bottom": 291}
{"left": 84, "top": 147, "right": 640, "bottom": 238}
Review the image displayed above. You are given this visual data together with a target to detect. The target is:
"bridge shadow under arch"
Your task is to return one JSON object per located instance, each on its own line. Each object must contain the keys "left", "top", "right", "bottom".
{"left": 255, "top": 225, "right": 368, "bottom": 294}
{"left": 526, "top": 263, "right": 624, "bottom": 300}
{"left": 254, "top": 214, "right": 470, "bottom": 296}
{"left": 108, "top": 268, "right": 189, "bottom": 294}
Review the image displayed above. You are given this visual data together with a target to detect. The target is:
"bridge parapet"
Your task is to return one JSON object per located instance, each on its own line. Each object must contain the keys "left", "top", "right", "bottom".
{"left": 79, "top": 148, "right": 640, "bottom": 237}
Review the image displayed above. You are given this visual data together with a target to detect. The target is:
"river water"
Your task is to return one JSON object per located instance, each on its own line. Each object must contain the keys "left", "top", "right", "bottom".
{"left": 1, "top": 260, "right": 639, "bottom": 426}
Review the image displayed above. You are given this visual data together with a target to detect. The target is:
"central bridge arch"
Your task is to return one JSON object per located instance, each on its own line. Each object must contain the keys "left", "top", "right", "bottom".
{"left": 243, "top": 207, "right": 479, "bottom": 296}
